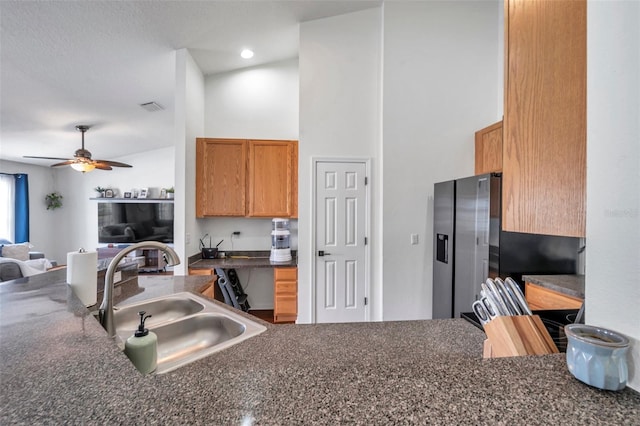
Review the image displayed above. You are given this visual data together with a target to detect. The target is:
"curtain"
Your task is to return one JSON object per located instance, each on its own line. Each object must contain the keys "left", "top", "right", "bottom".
{"left": 13, "top": 174, "right": 29, "bottom": 243}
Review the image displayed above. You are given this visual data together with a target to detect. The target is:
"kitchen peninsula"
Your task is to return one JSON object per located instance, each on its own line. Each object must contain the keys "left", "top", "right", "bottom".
{"left": 1, "top": 270, "right": 638, "bottom": 424}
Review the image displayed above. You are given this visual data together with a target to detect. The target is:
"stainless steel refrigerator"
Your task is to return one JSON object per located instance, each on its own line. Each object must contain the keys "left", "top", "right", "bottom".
{"left": 432, "top": 173, "right": 580, "bottom": 319}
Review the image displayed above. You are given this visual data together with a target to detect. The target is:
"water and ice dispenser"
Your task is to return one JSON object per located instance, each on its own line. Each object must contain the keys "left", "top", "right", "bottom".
{"left": 270, "top": 218, "right": 292, "bottom": 262}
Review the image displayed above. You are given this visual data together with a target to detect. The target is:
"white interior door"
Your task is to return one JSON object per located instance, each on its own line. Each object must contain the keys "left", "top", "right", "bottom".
{"left": 315, "top": 161, "right": 367, "bottom": 323}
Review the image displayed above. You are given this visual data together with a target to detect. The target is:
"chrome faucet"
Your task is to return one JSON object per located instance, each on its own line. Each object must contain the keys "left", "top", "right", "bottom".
{"left": 98, "top": 241, "right": 180, "bottom": 338}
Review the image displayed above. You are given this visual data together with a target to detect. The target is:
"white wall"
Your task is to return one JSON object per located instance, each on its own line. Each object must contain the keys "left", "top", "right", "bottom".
{"left": 0, "top": 160, "right": 60, "bottom": 260}
{"left": 48, "top": 147, "right": 176, "bottom": 264}
{"left": 201, "top": 58, "right": 299, "bottom": 309}
{"left": 586, "top": 0, "right": 640, "bottom": 392}
{"left": 299, "top": 8, "right": 383, "bottom": 322}
{"left": 175, "top": 48, "right": 205, "bottom": 276}
{"left": 382, "top": 1, "right": 501, "bottom": 320}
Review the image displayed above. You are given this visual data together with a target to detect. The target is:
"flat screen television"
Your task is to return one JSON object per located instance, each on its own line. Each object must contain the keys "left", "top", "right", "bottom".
{"left": 98, "top": 202, "right": 174, "bottom": 244}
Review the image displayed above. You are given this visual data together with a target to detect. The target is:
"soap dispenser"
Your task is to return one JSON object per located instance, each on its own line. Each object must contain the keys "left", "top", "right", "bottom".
{"left": 124, "top": 311, "right": 157, "bottom": 374}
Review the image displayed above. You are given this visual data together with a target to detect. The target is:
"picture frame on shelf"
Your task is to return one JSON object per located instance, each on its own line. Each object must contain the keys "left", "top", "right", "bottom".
{"left": 105, "top": 189, "right": 114, "bottom": 198}
{"left": 139, "top": 188, "right": 148, "bottom": 199}
{"left": 124, "top": 192, "right": 132, "bottom": 199}
{"left": 160, "top": 189, "right": 167, "bottom": 199}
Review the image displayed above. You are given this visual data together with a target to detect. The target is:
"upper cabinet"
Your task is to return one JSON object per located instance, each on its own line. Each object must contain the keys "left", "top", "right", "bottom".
{"left": 196, "top": 138, "right": 298, "bottom": 218}
{"left": 247, "top": 140, "right": 298, "bottom": 218}
{"left": 196, "top": 139, "right": 247, "bottom": 217}
{"left": 502, "top": 0, "right": 586, "bottom": 237}
{"left": 475, "top": 120, "right": 503, "bottom": 175}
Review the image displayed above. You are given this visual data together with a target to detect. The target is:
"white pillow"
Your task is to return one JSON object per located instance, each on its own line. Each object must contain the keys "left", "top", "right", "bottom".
{"left": 1, "top": 242, "right": 30, "bottom": 261}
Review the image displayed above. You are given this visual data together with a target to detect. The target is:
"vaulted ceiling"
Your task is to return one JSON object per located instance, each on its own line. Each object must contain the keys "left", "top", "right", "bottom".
{"left": 0, "top": 1, "right": 380, "bottom": 166}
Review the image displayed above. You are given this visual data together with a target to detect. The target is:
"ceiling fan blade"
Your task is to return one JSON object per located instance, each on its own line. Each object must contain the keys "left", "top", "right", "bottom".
{"left": 50, "top": 160, "right": 76, "bottom": 167}
{"left": 24, "top": 155, "right": 72, "bottom": 161}
{"left": 94, "top": 159, "right": 132, "bottom": 168}
{"left": 93, "top": 162, "right": 113, "bottom": 170}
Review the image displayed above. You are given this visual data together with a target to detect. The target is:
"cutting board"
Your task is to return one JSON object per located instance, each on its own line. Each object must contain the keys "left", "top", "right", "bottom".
{"left": 483, "top": 315, "right": 559, "bottom": 358}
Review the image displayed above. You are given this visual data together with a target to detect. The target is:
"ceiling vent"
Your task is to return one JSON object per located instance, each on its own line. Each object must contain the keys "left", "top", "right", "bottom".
{"left": 140, "top": 102, "right": 164, "bottom": 112}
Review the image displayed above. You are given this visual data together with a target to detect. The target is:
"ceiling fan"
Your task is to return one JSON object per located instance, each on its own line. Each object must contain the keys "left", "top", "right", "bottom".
{"left": 24, "top": 125, "right": 132, "bottom": 172}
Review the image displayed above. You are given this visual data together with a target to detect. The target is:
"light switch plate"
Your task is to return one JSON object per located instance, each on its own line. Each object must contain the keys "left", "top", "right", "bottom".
{"left": 411, "top": 234, "right": 419, "bottom": 245}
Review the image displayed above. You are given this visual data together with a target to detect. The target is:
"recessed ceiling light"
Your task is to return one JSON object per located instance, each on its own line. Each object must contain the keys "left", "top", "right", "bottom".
{"left": 240, "top": 49, "right": 254, "bottom": 59}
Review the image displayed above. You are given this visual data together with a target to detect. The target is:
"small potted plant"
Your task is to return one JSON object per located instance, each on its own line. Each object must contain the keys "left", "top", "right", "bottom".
{"left": 94, "top": 186, "right": 106, "bottom": 198}
{"left": 165, "top": 187, "right": 175, "bottom": 199}
{"left": 45, "top": 192, "right": 63, "bottom": 210}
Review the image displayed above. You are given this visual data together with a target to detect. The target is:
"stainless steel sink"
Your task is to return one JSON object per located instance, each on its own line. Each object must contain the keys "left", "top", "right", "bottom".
{"left": 112, "top": 292, "right": 267, "bottom": 374}
{"left": 114, "top": 294, "right": 205, "bottom": 332}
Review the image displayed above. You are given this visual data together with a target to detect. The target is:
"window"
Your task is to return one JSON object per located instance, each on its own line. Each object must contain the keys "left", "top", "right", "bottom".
{"left": 0, "top": 174, "right": 15, "bottom": 241}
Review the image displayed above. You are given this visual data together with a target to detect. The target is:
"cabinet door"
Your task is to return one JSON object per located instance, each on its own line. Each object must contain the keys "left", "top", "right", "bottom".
{"left": 475, "top": 121, "right": 503, "bottom": 175}
{"left": 274, "top": 267, "right": 297, "bottom": 323}
{"left": 196, "top": 139, "right": 247, "bottom": 217}
{"left": 503, "top": 0, "right": 586, "bottom": 237}
{"left": 247, "top": 140, "right": 298, "bottom": 218}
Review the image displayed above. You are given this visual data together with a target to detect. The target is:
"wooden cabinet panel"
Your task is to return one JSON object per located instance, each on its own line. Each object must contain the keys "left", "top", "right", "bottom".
{"left": 502, "top": 0, "right": 586, "bottom": 237}
{"left": 274, "top": 267, "right": 297, "bottom": 323}
{"left": 196, "top": 139, "right": 247, "bottom": 217}
{"left": 525, "top": 282, "right": 583, "bottom": 310}
{"left": 475, "top": 121, "right": 503, "bottom": 175}
{"left": 247, "top": 140, "right": 298, "bottom": 218}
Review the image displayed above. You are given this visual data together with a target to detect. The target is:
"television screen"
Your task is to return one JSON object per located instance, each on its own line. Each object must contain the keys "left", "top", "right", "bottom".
{"left": 98, "top": 202, "right": 174, "bottom": 244}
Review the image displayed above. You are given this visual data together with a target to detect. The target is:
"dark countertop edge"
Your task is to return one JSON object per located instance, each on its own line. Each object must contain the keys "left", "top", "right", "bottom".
{"left": 522, "top": 274, "right": 585, "bottom": 299}
{"left": 187, "top": 250, "right": 297, "bottom": 269}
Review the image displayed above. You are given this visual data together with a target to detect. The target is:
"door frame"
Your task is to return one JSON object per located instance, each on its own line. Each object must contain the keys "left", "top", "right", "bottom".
{"left": 311, "top": 157, "right": 372, "bottom": 323}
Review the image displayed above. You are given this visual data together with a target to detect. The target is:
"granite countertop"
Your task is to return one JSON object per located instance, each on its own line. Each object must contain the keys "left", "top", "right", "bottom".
{"left": 188, "top": 250, "right": 297, "bottom": 270}
{"left": 1, "top": 271, "right": 638, "bottom": 424}
{"left": 522, "top": 274, "right": 585, "bottom": 299}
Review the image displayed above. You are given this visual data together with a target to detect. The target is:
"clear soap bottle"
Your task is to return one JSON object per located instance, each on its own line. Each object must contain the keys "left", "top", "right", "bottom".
{"left": 124, "top": 311, "right": 157, "bottom": 374}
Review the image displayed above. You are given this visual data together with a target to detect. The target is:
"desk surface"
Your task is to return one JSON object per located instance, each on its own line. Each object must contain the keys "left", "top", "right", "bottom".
{"left": 188, "top": 250, "right": 297, "bottom": 270}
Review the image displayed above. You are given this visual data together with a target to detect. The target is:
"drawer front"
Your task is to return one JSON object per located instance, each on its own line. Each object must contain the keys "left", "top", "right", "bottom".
{"left": 275, "top": 281, "right": 297, "bottom": 295}
{"left": 274, "top": 267, "right": 297, "bottom": 281}
{"left": 274, "top": 295, "right": 297, "bottom": 323}
{"left": 525, "top": 282, "right": 583, "bottom": 310}
{"left": 189, "top": 268, "right": 214, "bottom": 276}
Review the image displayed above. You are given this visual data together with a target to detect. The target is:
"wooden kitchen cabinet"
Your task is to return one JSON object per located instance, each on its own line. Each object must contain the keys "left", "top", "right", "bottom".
{"left": 195, "top": 138, "right": 298, "bottom": 218}
{"left": 525, "top": 282, "right": 583, "bottom": 311}
{"left": 196, "top": 139, "right": 247, "bottom": 217}
{"left": 274, "top": 267, "right": 297, "bottom": 323}
{"left": 248, "top": 140, "right": 298, "bottom": 218}
{"left": 475, "top": 121, "right": 503, "bottom": 175}
{"left": 502, "top": 0, "right": 586, "bottom": 237}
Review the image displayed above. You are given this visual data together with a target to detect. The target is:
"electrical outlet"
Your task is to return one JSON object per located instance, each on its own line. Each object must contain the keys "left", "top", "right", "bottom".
{"left": 186, "top": 233, "right": 191, "bottom": 244}
{"left": 411, "top": 234, "right": 419, "bottom": 245}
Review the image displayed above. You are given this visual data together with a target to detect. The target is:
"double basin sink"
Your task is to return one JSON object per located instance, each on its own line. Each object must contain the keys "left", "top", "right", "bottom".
{"left": 112, "top": 292, "right": 267, "bottom": 374}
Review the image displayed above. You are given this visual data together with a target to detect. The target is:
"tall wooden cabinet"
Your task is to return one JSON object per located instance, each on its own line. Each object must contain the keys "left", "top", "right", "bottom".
{"left": 502, "top": 0, "right": 586, "bottom": 237}
{"left": 196, "top": 138, "right": 298, "bottom": 218}
{"left": 475, "top": 121, "right": 503, "bottom": 175}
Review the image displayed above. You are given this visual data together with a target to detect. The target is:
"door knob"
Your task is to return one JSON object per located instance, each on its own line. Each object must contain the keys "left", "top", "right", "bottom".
{"left": 318, "top": 250, "right": 332, "bottom": 257}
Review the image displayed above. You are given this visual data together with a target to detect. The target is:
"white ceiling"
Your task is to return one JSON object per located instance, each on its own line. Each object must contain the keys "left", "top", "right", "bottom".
{"left": 0, "top": 0, "right": 380, "bottom": 167}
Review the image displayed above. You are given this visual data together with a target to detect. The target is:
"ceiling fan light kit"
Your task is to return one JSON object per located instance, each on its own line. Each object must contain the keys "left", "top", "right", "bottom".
{"left": 23, "top": 124, "right": 133, "bottom": 173}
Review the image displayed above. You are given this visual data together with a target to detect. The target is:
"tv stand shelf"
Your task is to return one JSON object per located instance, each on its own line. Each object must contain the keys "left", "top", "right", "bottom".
{"left": 90, "top": 198, "right": 174, "bottom": 203}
